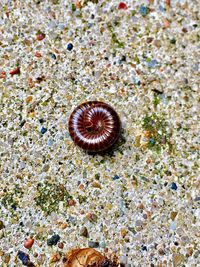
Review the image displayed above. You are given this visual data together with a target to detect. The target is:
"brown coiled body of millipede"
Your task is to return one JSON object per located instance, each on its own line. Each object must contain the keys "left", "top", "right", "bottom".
{"left": 68, "top": 101, "right": 121, "bottom": 152}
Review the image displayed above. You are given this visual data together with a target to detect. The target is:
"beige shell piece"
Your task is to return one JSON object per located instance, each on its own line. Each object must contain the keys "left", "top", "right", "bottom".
{"left": 63, "top": 248, "right": 106, "bottom": 267}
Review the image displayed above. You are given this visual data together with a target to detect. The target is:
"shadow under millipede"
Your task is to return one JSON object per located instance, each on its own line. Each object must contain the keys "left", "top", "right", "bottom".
{"left": 87, "top": 128, "right": 127, "bottom": 157}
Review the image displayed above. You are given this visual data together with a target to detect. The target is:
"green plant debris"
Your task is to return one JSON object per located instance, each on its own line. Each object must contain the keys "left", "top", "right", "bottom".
{"left": 35, "top": 182, "right": 72, "bottom": 215}
{"left": 71, "top": 3, "right": 76, "bottom": 12}
{"left": 1, "top": 184, "right": 24, "bottom": 211}
{"left": 107, "top": 23, "right": 125, "bottom": 49}
{"left": 134, "top": 55, "right": 140, "bottom": 64}
{"left": 78, "top": 195, "right": 87, "bottom": 204}
{"left": 142, "top": 113, "right": 172, "bottom": 152}
{"left": 153, "top": 94, "right": 161, "bottom": 107}
{"left": 95, "top": 173, "right": 100, "bottom": 180}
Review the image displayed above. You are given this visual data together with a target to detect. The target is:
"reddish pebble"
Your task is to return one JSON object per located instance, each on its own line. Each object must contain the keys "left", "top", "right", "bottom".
{"left": 24, "top": 238, "right": 34, "bottom": 249}
{"left": 36, "top": 33, "right": 45, "bottom": 41}
{"left": 10, "top": 67, "right": 20, "bottom": 76}
{"left": 165, "top": 0, "right": 171, "bottom": 6}
{"left": 28, "top": 77, "right": 34, "bottom": 88}
{"left": 79, "top": 184, "right": 85, "bottom": 190}
{"left": 68, "top": 199, "right": 76, "bottom": 206}
{"left": 164, "top": 19, "right": 171, "bottom": 28}
{"left": 58, "top": 242, "right": 64, "bottom": 249}
{"left": 86, "top": 213, "right": 97, "bottom": 222}
{"left": 35, "top": 51, "right": 42, "bottom": 58}
{"left": 0, "top": 71, "right": 6, "bottom": 78}
{"left": 182, "top": 28, "right": 188, "bottom": 33}
{"left": 75, "top": 1, "right": 81, "bottom": 8}
{"left": 118, "top": 2, "right": 128, "bottom": 10}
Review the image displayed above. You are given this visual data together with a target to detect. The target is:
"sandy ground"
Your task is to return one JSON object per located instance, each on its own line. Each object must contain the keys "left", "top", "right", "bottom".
{"left": 0, "top": 0, "right": 199, "bottom": 266}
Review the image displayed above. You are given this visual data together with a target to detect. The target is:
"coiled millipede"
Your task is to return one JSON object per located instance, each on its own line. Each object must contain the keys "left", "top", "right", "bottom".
{"left": 68, "top": 101, "right": 121, "bottom": 152}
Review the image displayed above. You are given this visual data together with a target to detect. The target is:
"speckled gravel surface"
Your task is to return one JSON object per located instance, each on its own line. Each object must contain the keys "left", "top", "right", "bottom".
{"left": 0, "top": 0, "right": 199, "bottom": 266}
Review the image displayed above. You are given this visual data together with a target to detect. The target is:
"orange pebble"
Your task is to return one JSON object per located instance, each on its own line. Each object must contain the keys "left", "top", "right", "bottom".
{"left": 0, "top": 71, "right": 6, "bottom": 78}
{"left": 35, "top": 51, "right": 42, "bottom": 58}
{"left": 58, "top": 242, "right": 64, "bottom": 249}
{"left": 28, "top": 77, "right": 34, "bottom": 88}
{"left": 68, "top": 199, "right": 76, "bottom": 206}
{"left": 149, "top": 0, "right": 154, "bottom": 4}
{"left": 79, "top": 184, "right": 85, "bottom": 190}
{"left": 36, "top": 33, "right": 45, "bottom": 41}
{"left": 144, "top": 131, "right": 152, "bottom": 138}
{"left": 76, "top": 1, "right": 81, "bottom": 8}
{"left": 24, "top": 238, "right": 34, "bottom": 249}
{"left": 164, "top": 19, "right": 171, "bottom": 28}
{"left": 26, "top": 96, "right": 33, "bottom": 103}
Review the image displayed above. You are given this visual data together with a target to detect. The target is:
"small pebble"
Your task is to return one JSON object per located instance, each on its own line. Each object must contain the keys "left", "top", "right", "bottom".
{"left": 118, "top": 2, "right": 128, "bottom": 10}
{"left": 0, "top": 71, "right": 6, "bottom": 78}
{"left": 170, "top": 211, "right": 178, "bottom": 220}
{"left": 165, "top": 0, "right": 171, "bottom": 7}
{"left": 50, "top": 53, "right": 56, "bottom": 60}
{"left": 173, "top": 253, "right": 185, "bottom": 266}
{"left": 26, "top": 96, "right": 33, "bottom": 103}
{"left": 68, "top": 199, "right": 76, "bottom": 206}
{"left": 141, "top": 245, "right": 147, "bottom": 251}
{"left": 3, "top": 254, "right": 10, "bottom": 264}
{"left": 35, "top": 51, "right": 42, "bottom": 58}
{"left": 170, "top": 38, "right": 176, "bottom": 44}
{"left": 100, "top": 241, "right": 106, "bottom": 248}
{"left": 158, "top": 248, "right": 165, "bottom": 255}
{"left": 112, "top": 175, "right": 120, "bottom": 180}
{"left": 149, "top": 138, "right": 156, "bottom": 145}
{"left": 164, "top": 19, "right": 171, "bottom": 28}
{"left": 24, "top": 238, "right": 34, "bottom": 249}
{"left": 0, "top": 221, "right": 5, "bottom": 230}
{"left": 88, "top": 241, "right": 99, "bottom": 248}
{"left": 58, "top": 242, "right": 64, "bottom": 249}
{"left": 86, "top": 213, "right": 98, "bottom": 222}
{"left": 37, "top": 254, "right": 45, "bottom": 264}
{"left": 80, "top": 226, "right": 89, "bottom": 238}
{"left": 148, "top": 59, "right": 159, "bottom": 68}
{"left": 67, "top": 43, "right": 73, "bottom": 51}
{"left": 139, "top": 5, "right": 150, "bottom": 16}
{"left": 91, "top": 181, "right": 101, "bottom": 188}
{"left": 59, "top": 222, "right": 68, "bottom": 229}
{"left": 47, "top": 138, "right": 54, "bottom": 146}
{"left": 10, "top": 67, "right": 20, "bottom": 76}
{"left": 154, "top": 39, "right": 161, "bottom": 48}
{"left": 36, "top": 33, "right": 45, "bottom": 41}
{"left": 121, "top": 228, "right": 127, "bottom": 238}
{"left": 39, "top": 118, "right": 45, "bottom": 123}
{"left": 47, "top": 234, "right": 60, "bottom": 246}
{"left": 41, "top": 127, "right": 47, "bottom": 134}
{"left": 11, "top": 204, "right": 17, "bottom": 210}
{"left": 170, "top": 221, "right": 177, "bottom": 230}
{"left": 171, "top": 182, "right": 178, "bottom": 190}
{"left": 49, "top": 252, "right": 60, "bottom": 263}
{"left": 18, "top": 251, "right": 32, "bottom": 266}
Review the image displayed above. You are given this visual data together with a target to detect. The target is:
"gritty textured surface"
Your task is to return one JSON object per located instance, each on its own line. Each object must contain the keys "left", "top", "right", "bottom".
{"left": 0, "top": 0, "right": 199, "bottom": 266}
